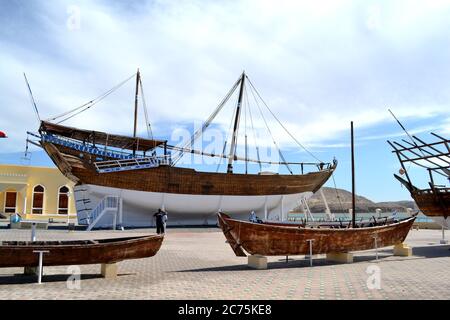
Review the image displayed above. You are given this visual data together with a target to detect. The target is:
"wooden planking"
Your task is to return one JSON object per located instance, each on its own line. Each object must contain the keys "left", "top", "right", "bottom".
{"left": 44, "top": 142, "right": 335, "bottom": 196}
{"left": 412, "top": 189, "right": 450, "bottom": 218}
{"left": 218, "top": 213, "right": 416, "bottom": 256}
{"left": 0, "top": 235, "right": 163, "bottom": 268}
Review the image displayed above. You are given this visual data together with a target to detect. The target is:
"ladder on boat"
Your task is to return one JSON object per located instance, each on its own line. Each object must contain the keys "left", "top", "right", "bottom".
{"left": 94, "top": 155, "right": 171, "bottom": 173}
{"left": 86, "top": 195, "right": 123, "bottom": 231}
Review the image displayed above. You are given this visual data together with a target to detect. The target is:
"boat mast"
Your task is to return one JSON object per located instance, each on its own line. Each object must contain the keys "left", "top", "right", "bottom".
{"left": 133, "top": 69, "right": 140, "bottom": 156}
{"left": 133, "top": 69, "right": 140, "bottom": 138}
{"left": 351, "top": 121, "right": 356, "bottom": 228}
{"left": 227, "top": 71, "right": 246, "bottom": 174}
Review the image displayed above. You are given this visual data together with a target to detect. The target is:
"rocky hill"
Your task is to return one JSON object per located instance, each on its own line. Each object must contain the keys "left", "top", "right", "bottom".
{"left": 296, "top": 187, "right": 417, "bottom": 213}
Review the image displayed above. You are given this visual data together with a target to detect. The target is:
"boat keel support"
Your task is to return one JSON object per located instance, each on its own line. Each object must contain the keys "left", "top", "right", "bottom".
{"left": 393, "top": 243, "right": 412, "bottom": 256}
{"left": 101, "top": 262, "right": 118, "bottom": 279}
{"left": 248, "top": 255, "right": 267, "bottom": 270}
{"left": 326, "top": 252, "right": 354, "bottom": 264}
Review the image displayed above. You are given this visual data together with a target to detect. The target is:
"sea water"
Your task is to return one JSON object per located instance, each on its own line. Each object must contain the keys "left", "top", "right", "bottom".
{"left": 288, "top": 212, "right": 433, "bottom": 223}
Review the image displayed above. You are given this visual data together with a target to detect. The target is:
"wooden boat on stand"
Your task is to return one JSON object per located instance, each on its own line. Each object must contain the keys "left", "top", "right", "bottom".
{"left": 0, "top": 234, "right": 164, "bottom": 268}
{"left": 0, "top": 234, "right": 164, "bottom": 281}
{"left": 218, "top": 212, "right": 416, "bottom": 257}
{"left": 218, "top": 122, "right": 417, "bottom": 268}
{"left": 26, "top": 70, "right": 336, "bottom": 228}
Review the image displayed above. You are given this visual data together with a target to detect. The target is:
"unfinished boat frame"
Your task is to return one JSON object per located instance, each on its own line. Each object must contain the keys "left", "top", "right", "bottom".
{"left": 388, "top": 132, "right": 449, "bottom": 228}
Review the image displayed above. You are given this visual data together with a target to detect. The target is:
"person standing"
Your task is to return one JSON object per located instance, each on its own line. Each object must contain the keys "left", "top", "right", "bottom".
{"left": 153, "top": 209, "right": 168, "bottom": 234}
{"left": 153, "top": 209, "right": 163, "bottom": 234}
{"left": 161, "top": 209, "right": 168, "bottom": 234}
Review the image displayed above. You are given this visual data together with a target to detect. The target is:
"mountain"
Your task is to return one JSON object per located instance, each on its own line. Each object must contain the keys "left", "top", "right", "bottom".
{"left": 296, "top": 187, "right": 418, "bottom": 213}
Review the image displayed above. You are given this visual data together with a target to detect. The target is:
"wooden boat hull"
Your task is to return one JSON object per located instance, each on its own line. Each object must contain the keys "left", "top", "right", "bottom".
{"left": 412, "top": 189, "right": 450, "bottom": 228}
{"left": 41, "top": 140, "right": 335, "bottom": 227}
{"left": 218, "top": 213, "right": 416, "bottom": 256}
{"left": 0, "top": 235, "right": 163, "bottom": 268}
{"left": 412, "top": 189, "right": 450, "bottom": 217}
{"left": 43, "top": 142, "right": 335, "bottom": 196}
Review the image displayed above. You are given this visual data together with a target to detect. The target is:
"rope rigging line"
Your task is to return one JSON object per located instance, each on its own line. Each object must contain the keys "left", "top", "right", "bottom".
{"left": 46, "top": 73, "right": 137, "bottom": 123}
{"left": 166, "top": 144, "right": 321, "bottom": 166}
{"left": 331, "top": 172, "right": 344, "bottom": 213}
{"left": 216, "top": 92, "right": 239, "bottom": 173}
{"left": 23, "top": 73, "right": 41, "bottom": 124}
{"left": 247, "top": 78, "right": 293, "bottom": 174}
{"left": 246, "top": 76, "right": 322, "bottom": 163}
{"left": 171, "top": 75, "right": 242, "bottom": 166}
{"left": 246, "top": 84, "right": 262, "bottom": 172}
{"left": 139, "top": 77, "right": 154, "bottom": 140}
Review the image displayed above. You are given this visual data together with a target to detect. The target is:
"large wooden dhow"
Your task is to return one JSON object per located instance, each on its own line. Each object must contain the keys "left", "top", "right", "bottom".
{"left": 0, "top": 235, "right": 163, "bottom": 268}
{"left": 388, "top": 132, "right": 450, "bottom": 228}
{"left": 27, "top": 71, "right": 336, "bottom": 227}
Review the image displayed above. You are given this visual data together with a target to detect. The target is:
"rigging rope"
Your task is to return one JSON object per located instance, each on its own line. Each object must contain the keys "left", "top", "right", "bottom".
{"left": 331, "top": 172, "right": 344, "bottom": 213}
{"left": 246, "top": 76, "right": 322, "bottom": 163}
{"left": 246, "top": 85, "right": 262, "bottom": 172}
{"left": 247, "top": 79, "right": 293, "bottom": 174}
{"left": 46, "top": 73, "right": 136, "bottom": 123}
{"left": 216, "top": 92, "right": 239, "bottom": 172}
{"left": 171, "top": 75, "right": 242, "bottom": 166}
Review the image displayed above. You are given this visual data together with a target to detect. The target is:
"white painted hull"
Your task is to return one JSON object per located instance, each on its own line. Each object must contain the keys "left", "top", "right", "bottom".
{"left": 74, "top": 184, "right": 313, "bottom": 228}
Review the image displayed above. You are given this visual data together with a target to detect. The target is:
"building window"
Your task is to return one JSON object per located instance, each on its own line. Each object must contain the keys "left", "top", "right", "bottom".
{"left": 58, "top": 186, "right": 70, "bottom": 215}
{"left": 32, "top": 185, "right": 45, "bottom": 214}
{"left": 4, "top": 191, "right": 17, "bottom": 213}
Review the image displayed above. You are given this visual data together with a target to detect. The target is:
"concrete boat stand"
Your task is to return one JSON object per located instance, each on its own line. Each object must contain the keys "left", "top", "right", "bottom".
{"left": 101, "top": 263, "right": 118, "bottom": 279}
{"left": 23, "top": 262, "right": 118, "bottom": 283}
{"left": 247, "top": 243, "right": 413, "bottom": 270}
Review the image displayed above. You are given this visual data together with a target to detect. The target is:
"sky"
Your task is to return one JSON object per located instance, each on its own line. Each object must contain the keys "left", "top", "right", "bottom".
{"left": 0, "top": 0, "right": 449, "bottom": 202}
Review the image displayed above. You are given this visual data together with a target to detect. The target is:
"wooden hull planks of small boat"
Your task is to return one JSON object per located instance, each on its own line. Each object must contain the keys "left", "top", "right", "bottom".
{"left": 217, "top": 212, "right": 416, "bottom": 256}
{"left": 0, "top": 235, "right": 164, "bottom": 268}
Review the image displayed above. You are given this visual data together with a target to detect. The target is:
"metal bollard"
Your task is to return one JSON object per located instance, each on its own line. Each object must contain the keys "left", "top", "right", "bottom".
{"left": 306, "top": 239, "right": 314, "bottom": 267}
{"left": 31, "top": 223, "right": 37, "bottom": 242}
{"left": 373, "top": 236, "right": 378, "bottom": 261}
{"left": 33, "top": 250, "right": 49, "bottom": 284}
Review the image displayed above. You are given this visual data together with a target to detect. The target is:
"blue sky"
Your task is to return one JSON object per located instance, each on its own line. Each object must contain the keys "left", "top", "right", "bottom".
{"left": 0, "top": 0, "right": 449, "bottom": 202}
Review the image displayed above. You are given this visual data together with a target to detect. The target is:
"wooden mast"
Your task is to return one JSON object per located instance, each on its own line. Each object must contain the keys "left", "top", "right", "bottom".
{"left": 351, "top": 121, "right": 356, "bottom": 228}
{"left": 133, "top": 69, "right": 140, "bottom": 156}
{"left": 227, "top": 71, "right": 246, "bottom": 174}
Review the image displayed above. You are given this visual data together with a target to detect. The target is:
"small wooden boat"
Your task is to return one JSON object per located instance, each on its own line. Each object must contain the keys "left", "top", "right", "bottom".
{"left": 0, "top": 234, "right": 163, "bottom": 268}
{"left": 218, "top": 122, "right": 417, "bottom": 257}
{"left": 218, "top": 212, "right": 416, "bottom": 256}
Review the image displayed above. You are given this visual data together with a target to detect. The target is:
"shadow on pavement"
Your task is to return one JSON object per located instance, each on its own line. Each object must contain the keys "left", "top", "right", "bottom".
{"left": 174, "top": 245, "right": 450, "bottom": 272}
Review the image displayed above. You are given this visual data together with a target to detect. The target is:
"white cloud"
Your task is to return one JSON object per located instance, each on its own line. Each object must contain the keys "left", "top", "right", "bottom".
{"left": 0, "top": 0, "right": 449, "bottom": 158}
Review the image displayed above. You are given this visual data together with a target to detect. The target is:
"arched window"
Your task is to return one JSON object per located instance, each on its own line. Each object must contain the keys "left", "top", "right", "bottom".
{"left": 58, "top": 186, "right": 70, "bottom": 215}
{"left": 32, "top": 185, "right": 45, "bottom": 214}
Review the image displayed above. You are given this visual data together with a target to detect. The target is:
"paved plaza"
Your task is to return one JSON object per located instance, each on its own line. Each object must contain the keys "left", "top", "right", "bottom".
{"left": 0, "top": 227, "right": 449, "bottom": 300}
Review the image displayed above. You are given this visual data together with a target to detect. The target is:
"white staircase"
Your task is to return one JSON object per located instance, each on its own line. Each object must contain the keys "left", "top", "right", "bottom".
{"left": 86, "top": 196, "right": 123, "bottom": 231}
